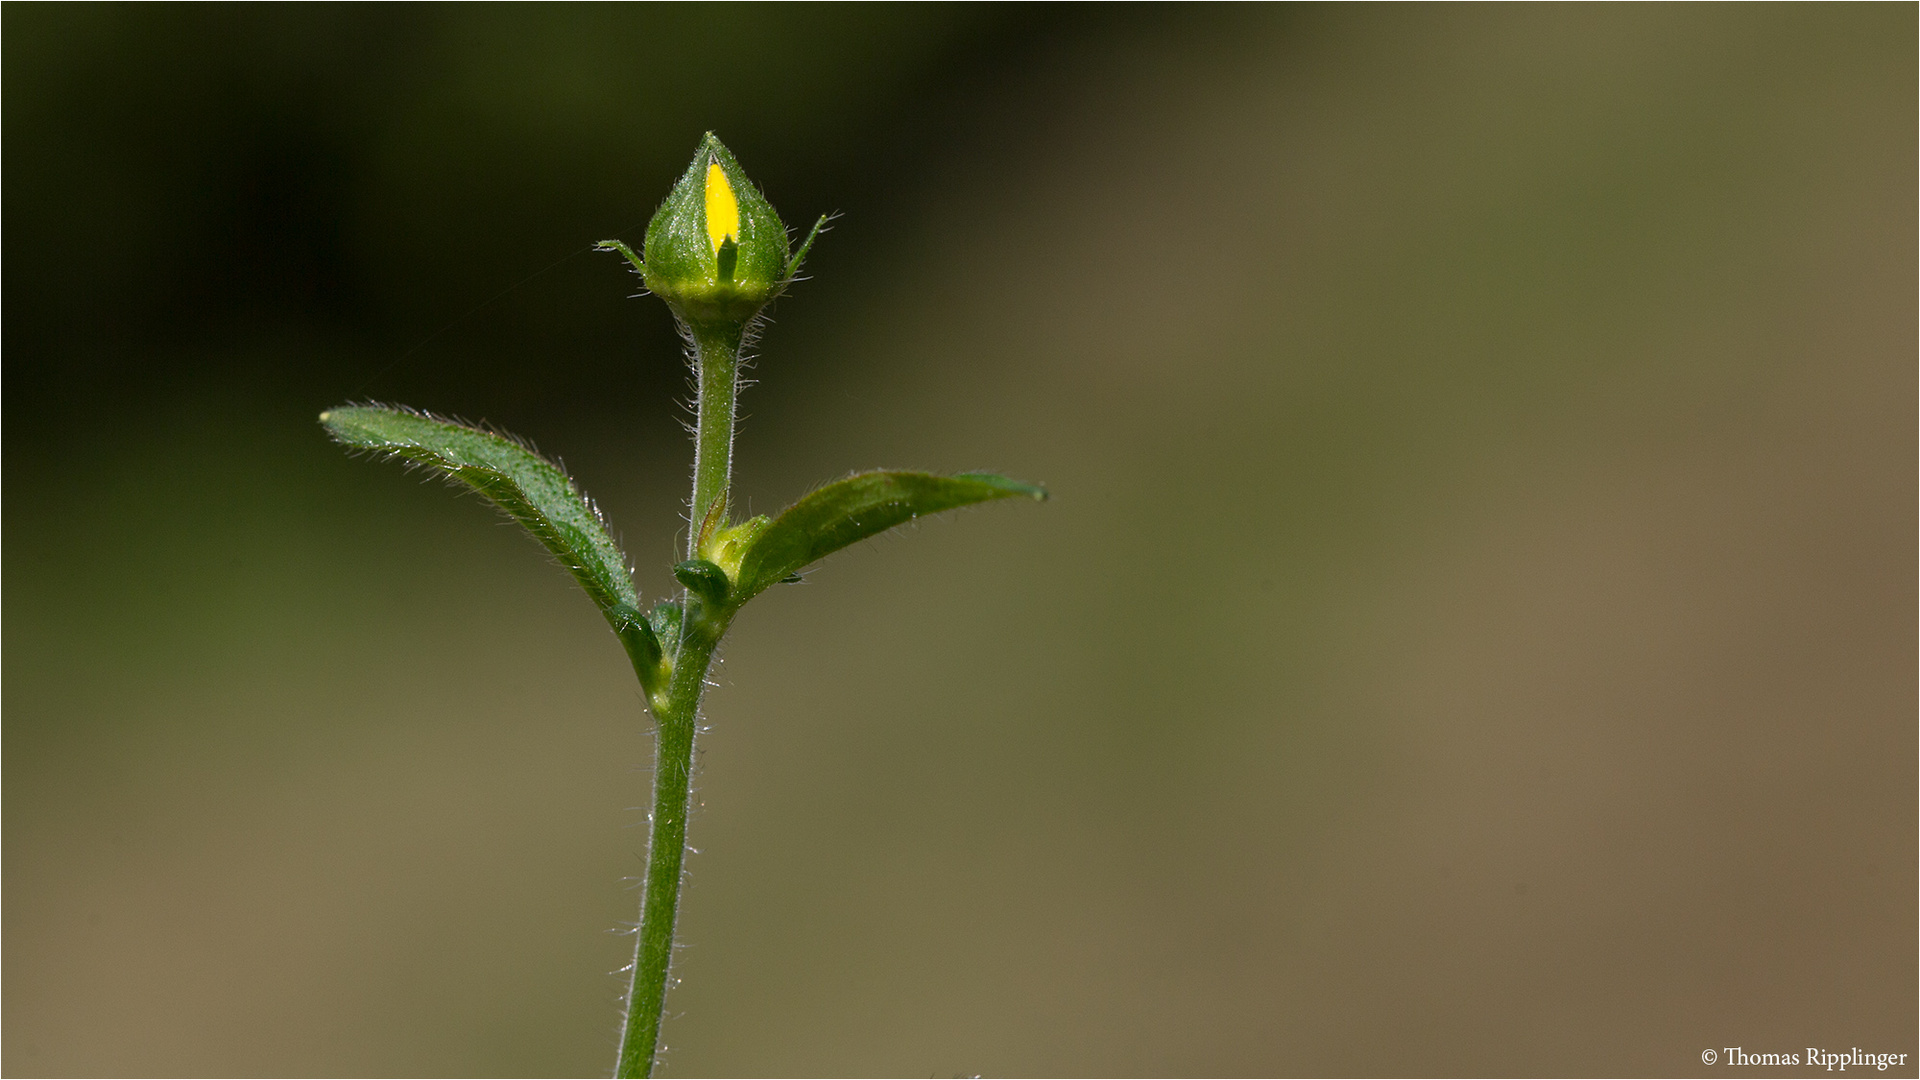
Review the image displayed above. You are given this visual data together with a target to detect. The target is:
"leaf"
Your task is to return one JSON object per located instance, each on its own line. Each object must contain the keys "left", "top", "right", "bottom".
{"left": 733, "top": 470, "right": 1046, "bottom": 602}
{"left": 672, "top": 559, "right": 730, "bottom": 610}
{"left": 320, "top": 404, "right": 652, "bottom": 649}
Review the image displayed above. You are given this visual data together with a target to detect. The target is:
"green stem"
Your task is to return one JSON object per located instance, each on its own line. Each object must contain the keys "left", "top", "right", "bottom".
{"left": 616, "top": 317, "right": 746, "bottom": 1078}
{"left": 614, "top": 624, "right": 717, "bottom": 1079}
{"left": 688, "top": 322, "right": 742, "bottom": 550}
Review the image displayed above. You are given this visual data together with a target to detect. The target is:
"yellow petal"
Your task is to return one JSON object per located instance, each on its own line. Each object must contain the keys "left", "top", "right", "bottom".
{"left": 704, "top": 162, "right": 739, "bottom": 255}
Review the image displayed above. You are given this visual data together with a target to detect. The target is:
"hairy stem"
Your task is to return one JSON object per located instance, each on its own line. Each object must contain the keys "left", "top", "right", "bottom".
{"left": 617, "top": 318, "right": 745, "bottom": 1078}
{"left": 615, "top": 624, "right": 717, "bottom": 1079}
{"left": 688, "top": 322, "right": 742, "bottom": 549}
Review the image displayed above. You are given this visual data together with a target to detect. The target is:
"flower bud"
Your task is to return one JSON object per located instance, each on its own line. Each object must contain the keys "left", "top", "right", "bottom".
{"left": 643, "top": 133, "right": 790, "bottom": 326}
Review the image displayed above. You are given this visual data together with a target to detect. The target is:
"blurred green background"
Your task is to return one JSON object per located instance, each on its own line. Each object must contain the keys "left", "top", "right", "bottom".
{"left": 5, "top": 5, "right": 1913, "bottom": 1077}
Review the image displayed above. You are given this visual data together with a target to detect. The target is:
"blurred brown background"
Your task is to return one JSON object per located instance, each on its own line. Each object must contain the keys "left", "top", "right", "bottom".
{"left": 5, "top": 5, "right": 1913, "bottom": 1077}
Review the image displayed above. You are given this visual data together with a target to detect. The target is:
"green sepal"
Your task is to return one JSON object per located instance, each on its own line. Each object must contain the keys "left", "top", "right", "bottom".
{"left": 319, "top": 404, "right": 657, "bottom": 669}
{"left": 673, "top": 558, "right": 731, "bottom": 609}
{"left": 595, "top": 238, "right": 647, "bottom": 277}
{"left": 785, "top": 213, "right": 831, "bottom": 281}
{"left": 733, "top": 470, "right": 1047, "bottom": 603}
{"left": 642, "top": 132, "right": 790, "bottom": 326}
